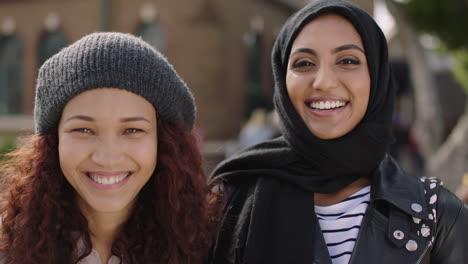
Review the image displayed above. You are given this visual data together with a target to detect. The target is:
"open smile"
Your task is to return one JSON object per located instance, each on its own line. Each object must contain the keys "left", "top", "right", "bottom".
{"left": 308, "top": 100, "right": 348, "bottom": 110}
{"left": 304, "top": 99, "right": 349, "bottom": 117}
{"left": 84, "top": 171, "right": 133, "bottom": 189}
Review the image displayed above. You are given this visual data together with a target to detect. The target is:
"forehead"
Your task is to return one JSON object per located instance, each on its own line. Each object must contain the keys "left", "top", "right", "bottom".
{"left": 61, "top": 88, "right": 156, "bottom": 118}
{"left": 291, "top": 13, "right": 364, "bottom": 49}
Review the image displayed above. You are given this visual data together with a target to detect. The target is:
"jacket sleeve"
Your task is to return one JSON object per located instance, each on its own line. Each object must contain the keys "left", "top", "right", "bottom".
{"left": 431, "top": 187, "right": 468, "bottom": 263}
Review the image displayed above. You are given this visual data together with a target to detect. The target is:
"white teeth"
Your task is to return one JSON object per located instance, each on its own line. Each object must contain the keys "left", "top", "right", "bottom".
{"left": 89, "top": 173, "right": 129, "bottom": 185}
{"left": 310, "top": 101, "right": 346, "bottom": 110}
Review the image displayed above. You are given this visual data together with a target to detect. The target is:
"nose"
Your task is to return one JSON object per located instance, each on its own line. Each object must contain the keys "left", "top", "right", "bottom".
{"left": 312, "top": 64, "right": 338, "bottom": 91}
{"left": 91, "top": 137, "right": 125, "bottom": 168}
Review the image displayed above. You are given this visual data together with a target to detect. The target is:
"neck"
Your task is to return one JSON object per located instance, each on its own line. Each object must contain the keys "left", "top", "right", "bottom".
{"left": 79, "top": 203, "right": 133, "bottom": 263}
{"left": 314, "top": 176, "right": 371, "bottom": 206}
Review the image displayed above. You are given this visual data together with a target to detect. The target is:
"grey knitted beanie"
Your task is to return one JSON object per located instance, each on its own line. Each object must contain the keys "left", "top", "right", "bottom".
{"left": 34, "top": 32, "right": 195, "bottom": 134}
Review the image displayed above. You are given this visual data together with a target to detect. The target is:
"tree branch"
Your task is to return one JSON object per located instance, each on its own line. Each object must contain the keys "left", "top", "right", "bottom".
{"left": 385, "top": 0, "right": 444, "bottom": 159}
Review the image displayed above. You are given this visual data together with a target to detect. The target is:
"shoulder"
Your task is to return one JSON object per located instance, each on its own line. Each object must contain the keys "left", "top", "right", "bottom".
{"left": 416, "top": 177, "right": 465, "bottom": 237}
{"left": 435, "top": 186, "right": 467, "bottom": 235}
{"left": 223, "top": 179, "right": 258, "bottom": 206}
{"left": 431, "top": 186, "right": 468, "bottom": 262}
{"left": 437, "top": 186, "right": 465, "bottom": 214}
{"left": 221, "top": 177, "right": 285, "bottom": 217}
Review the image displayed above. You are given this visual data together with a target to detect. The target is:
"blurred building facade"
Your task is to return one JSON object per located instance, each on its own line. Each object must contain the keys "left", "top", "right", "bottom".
{"left": 0, "top": 0, "right": 292, "bottom": 140}
{"left": 1, "top": 0, "right": 465, "bottom": 174}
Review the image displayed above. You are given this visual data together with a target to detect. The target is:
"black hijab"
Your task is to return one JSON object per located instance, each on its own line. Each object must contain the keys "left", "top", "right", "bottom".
{"left": 209, "top": 0, "right": 395, "bottom": 263}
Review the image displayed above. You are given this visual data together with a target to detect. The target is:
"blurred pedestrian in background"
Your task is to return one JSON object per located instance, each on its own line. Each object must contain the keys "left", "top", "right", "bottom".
{"left": 0, "top": 32, "right": 215, "bottom": 264}
{"left": 238, "top": 108, "right": 275, "bottom": 149}
{"left": 208, "top": 1, "right": 468, "bottom": 263}
{"left": 226, "top": 108, "right": 280, "bottom": 157}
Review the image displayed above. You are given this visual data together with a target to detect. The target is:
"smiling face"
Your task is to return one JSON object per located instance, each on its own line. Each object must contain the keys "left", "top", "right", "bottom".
{"left": 58, "top": 88, "right": 158, "bottom": 217}
{"left": 286, "top": 13, "right": 370, "bottom": 139}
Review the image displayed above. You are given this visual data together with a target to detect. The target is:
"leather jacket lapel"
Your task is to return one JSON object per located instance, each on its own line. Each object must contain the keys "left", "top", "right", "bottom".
{"left": 373, "top": 156, "right": 429, "bottom": 221}
{"left": 349, "top": 207, "right": 431, "bottom": 264}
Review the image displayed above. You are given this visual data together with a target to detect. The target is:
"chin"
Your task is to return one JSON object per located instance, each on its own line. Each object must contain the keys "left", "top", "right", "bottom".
{"left": 85, "top": 197, "right": 136, "bottom": 214}
{"left": 308, "top": 127, "right": 346, "bottom": 140}
{"left": 314, "top": 133, "right": 341, "bottom": 140}
{"left": 307, "top": 121, "right": 353, "bottom": 140}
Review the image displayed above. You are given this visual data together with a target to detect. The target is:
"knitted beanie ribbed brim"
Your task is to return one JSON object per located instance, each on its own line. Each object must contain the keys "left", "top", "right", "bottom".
{"left": 34, "top": 32, "right": 195, "bottom": 134}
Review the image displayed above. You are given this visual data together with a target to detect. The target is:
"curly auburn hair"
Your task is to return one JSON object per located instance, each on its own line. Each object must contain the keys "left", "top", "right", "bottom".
{"left": 0, "top": 118, "right": 216, "bottom": 263}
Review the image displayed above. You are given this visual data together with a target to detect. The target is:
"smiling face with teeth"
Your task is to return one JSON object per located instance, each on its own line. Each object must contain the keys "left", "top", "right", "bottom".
{"left": 58, "top": 88, "right": 158, "bottom": 217}
{"left": 286, "top": 13, "right": 370, "bottom": 139}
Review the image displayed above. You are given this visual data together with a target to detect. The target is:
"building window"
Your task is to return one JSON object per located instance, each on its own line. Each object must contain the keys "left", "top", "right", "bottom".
{"left": 38, "top": 13, "right": 67, "bottom": 67}
{"left": 0, "top": 17, "right": 22, "bottom": 114}
{"left": 244, "top": 15, "right": 271, "bottom": 117}
{"left": 137, "top": 3, "right": 166, "bottom": 53}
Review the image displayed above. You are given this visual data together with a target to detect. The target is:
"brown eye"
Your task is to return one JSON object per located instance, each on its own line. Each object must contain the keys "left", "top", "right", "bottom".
{"left": 72, "top": 128, "right": 93, "bottom": 134}
{"left": 338, "top": 58, "right": 360, "bottom": 65}
{"left": 124, "top": 128, "right": 144, "bottom": 134}
{"left": 294, "top": 60, "right": 314, "bottom": 68}
{"left": 291, "top": 60, "right": 315, "bottom": 70}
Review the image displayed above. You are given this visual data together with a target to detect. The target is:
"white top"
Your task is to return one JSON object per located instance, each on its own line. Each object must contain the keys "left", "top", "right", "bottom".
{"left": 0, "top": 240, "right": 121, "bottom": 264}
{"left": 314, "top": 186, "right": 371, "bottom": 264}
{"left": 75, "top": 238, "right": 121, "bottom": 264}
{"left": 77, "top": 249, "right": 120, "bottom": 264}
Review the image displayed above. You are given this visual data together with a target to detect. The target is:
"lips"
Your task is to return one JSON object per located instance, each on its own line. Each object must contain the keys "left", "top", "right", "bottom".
{"left": 303, "top": 97, "right": 349, "bottom": 118}
{"left": 85, "top": 172, "right": 132, "bottom": 185}
{"left": 309, "top": 100, "right": 347, "bottom": 110}
{"left": 305, "top": 96, "right": 349, "bottom": 111}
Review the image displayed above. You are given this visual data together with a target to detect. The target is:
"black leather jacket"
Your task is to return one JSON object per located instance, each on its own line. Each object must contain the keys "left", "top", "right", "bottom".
{"left": 211, "top": 158, "right": 468, "bottom": 264}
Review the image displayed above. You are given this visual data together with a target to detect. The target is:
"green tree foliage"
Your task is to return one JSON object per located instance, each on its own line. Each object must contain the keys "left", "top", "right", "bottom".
{"left": 400, "top": 0, "right": 468, "bottom": 49}
{"left": 0, "top": 136, "right": 16, "bottom": 162}
{"left": 453, "top": 50, "right": 468, "bottom": 93}
{"left": 399, "top": 0, "right": 468, "bottom": 93}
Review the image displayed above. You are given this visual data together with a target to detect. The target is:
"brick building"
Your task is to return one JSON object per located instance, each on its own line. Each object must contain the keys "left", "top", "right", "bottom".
{"left": 0, "top": 0, "right": 292, "bottom": 140}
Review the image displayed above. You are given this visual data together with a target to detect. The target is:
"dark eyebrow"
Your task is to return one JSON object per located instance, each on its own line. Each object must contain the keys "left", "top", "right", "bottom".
{"left": 290, "top": 48, "right": 317, "bottom": 56}
{"left": 333, "top": 44, "right": 365, "bottom": 54}
{"left": 65, "top": 115, "right": 95, "bottom": 122}
{"left": 64, "top": 116, "right": 151, "bottom": 123}
{"left": 290, "top": 44, "right": 364, "bottom": 57}
{"left": 120, "top": 117, "right": 151, "bottom": 123}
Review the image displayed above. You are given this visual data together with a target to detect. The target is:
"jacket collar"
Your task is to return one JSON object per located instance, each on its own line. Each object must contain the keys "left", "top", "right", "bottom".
{"left": 372, "top": 155, "right": 430, "bottom": 220}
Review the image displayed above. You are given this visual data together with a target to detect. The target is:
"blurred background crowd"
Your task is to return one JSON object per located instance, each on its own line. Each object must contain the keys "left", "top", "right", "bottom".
{"left": 0, "top": 0, "right": 467, "bottom": 200}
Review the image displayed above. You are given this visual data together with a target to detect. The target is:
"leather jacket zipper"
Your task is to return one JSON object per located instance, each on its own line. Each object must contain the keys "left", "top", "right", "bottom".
{"left": 415, "top": 241, "right": 432, "bottom": 264}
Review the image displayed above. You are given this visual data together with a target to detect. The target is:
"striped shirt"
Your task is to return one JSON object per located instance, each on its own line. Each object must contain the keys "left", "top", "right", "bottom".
{"left": 314, "top": 186, "right": 371, "bottom": 264}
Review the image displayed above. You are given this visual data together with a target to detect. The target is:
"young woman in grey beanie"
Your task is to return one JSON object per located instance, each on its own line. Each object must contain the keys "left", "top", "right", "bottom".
{"left": 0, "top": 32, "right": 216, "bottom": 264}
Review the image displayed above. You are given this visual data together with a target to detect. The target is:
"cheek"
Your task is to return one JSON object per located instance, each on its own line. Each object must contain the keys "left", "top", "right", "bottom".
{"left": 346, "top": 70, "right": 370, "bottom": 113}
{"left": 129, "top": 138, "right": 158, "bottom": 173}
{"left": 349, "top": 90, "right": 370, "bottom": 131}
{"left": 58, "top": 137, "right": 90, "bottom": 176}
{"left": 355, "top": 75, "right": 371, "bottom": 113}
{"left": 58, "top": 139, "right": 94, "bottom": 190}
{"left": 285, "top": 73, "right": 304, "bottom": 108}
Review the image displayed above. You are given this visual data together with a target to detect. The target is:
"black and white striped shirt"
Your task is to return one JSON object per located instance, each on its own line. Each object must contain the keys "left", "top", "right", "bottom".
{"left": 314, "top": 186, "right": 371, "bottom": 264}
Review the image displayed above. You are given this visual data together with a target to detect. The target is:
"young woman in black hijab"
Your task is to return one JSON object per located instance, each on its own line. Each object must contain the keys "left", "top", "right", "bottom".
{"left": 208, "top": 0, "right": 468, "bottom": 263}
